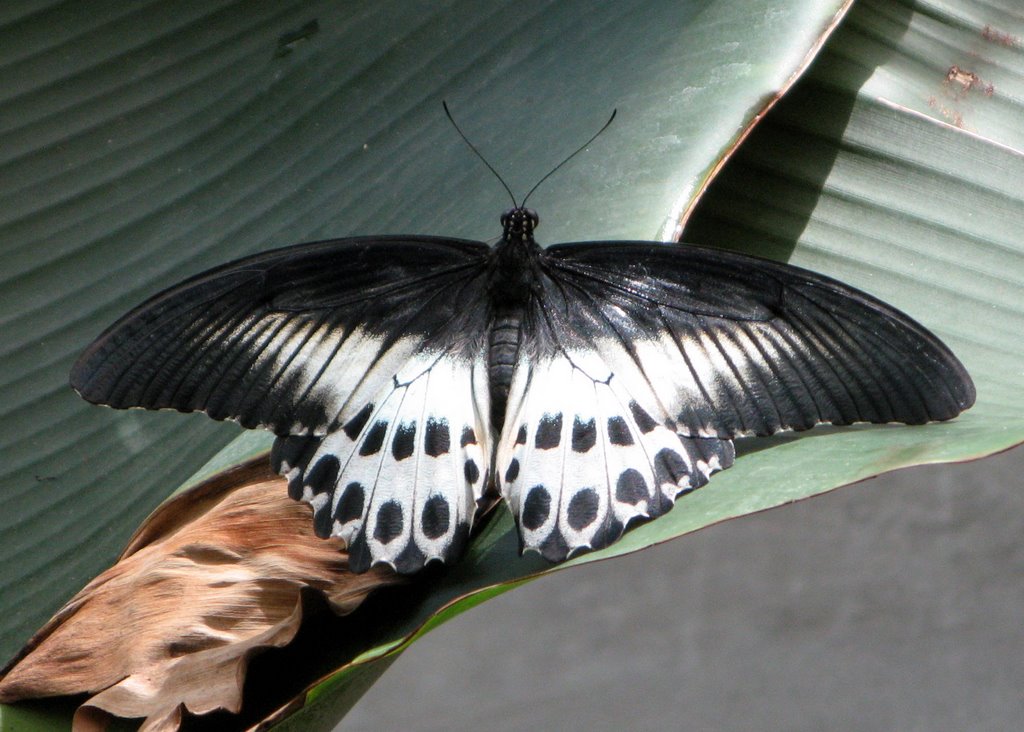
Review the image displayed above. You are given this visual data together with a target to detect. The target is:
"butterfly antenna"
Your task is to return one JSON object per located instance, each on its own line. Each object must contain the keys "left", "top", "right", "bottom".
{"left": 443, "top": 101, "right": 518, "bottom": 207}
{"left": 521, "top": 109, "right": 617, "bottom": 207}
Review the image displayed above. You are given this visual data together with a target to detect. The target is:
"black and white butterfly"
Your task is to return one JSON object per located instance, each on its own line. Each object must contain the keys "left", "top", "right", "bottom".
{"left": 70, "top": 196, "right": 975, "bottom": 574}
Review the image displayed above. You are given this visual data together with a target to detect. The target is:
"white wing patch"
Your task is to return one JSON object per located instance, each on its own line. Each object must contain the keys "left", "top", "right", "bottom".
{"left": 497, "top": 348, "right": 734, "bottom": 562}
{"left": 597, "top": 326, "right": 792, "bottom": 438}
{"left": 258, "top": 322, "right": 424, "bottom": 435}
{"left": 273, "top": 350, "right": 491, "bottom": 573}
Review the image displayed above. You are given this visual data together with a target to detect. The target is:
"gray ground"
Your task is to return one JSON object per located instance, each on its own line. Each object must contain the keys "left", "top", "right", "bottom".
{"left": 342, "top": 446, "right": 1023, "bottom": 732}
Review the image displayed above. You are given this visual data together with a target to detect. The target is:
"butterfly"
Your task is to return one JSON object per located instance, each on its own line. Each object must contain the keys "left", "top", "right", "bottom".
{"left": 69, "top": 192, "right": 976, "bottom": 574}
{"left": 70, "top": 106, "right": 974, "bottom": 574}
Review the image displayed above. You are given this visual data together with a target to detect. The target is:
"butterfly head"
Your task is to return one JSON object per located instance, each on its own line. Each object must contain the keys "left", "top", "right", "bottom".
{"left": 500, "top": 207, "right": 539, "bottom": 244}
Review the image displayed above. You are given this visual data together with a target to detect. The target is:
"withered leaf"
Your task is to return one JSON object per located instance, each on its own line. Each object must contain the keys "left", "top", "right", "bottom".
{"left": 0, "top": 458, "right": 403, "bottom": 731}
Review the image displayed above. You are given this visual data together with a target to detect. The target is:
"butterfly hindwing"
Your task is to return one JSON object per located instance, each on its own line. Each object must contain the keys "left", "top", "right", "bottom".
{"left": 498, "top": 347, "right": 733, "bottom": 561}
{"left": 274, "top": 352, "right": 491, "bottom": 573}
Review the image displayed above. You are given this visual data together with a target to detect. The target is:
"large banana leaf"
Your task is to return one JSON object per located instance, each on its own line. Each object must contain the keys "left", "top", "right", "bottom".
{"left": 275, "top": 0, "right": 1024, "bottom": 728}
{"left": 0, "top": 0, "right": 851, "bottom": 662}
{"left": 2, "top": 0, "right": 1022, "bottom": 729}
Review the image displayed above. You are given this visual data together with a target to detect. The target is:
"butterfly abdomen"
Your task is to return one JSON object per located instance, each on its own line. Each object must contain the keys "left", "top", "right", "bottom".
{"left": 485, "top": 224, "right": 543, "bottom": 430}
{"left": 488, "top": 310, "right": 522, "bottom": 429}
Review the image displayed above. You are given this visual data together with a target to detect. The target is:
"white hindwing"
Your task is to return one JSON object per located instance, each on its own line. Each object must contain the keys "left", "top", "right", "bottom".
{"left": 497, "top": 348, "right": 734, "bottom": 561}
{"left": 274, "top": 346, "right": 492, "bottom": 573}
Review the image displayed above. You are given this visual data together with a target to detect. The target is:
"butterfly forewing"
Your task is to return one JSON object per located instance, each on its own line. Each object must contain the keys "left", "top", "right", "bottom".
{"left": 73, "top": 237, "right": 489, "bottom": 430}
{"left": 540, "top": 242, "right": 975, "bottom": 438}
{"left": 274, "top": 352, "right": 491, "bottom": 572}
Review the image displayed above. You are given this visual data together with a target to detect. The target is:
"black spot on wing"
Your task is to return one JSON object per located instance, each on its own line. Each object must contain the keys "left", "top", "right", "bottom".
{"left": 424, "top": 417, "right": 450, "bottom": 456}
{"left": 464, "top": 458, "right": 480, "bottom": 484}
{"left": 615, "top": 469, "right": 649, "bottom": 505}
{"left": 348, "top": 532, "right": 371, "bottom": 573}
{"left": 629, "top": 401, "right": 658, "bottom": 433}
{"left": 588, "top": 517, "right": 625, "bottom": 551}
{"left": 460, "top": 426, "right": 477, "bottom": 447}
{"left": 359, "top": 420, "right": 388, "bottom": 456}
{"left": 535, "top": 412, "right": 563, "bottom": 449}
{"left": 539, "top": 527, "right": 570, "bottom": 562}
{"left": 392, "top": 421, "right": 416, "bottom": 460}
{"left": 391, "top": 540, "right": 423, "bottom": 577}
{"left": 313, "top": 503, "right": 334, "bottom": 538}
{"left": 688, "top": 435, "right": 736, "bottom": 472}
{"left": 571, "top": 416, "right": 596, "bottom": 453}
{"left": 286, "top": 475, "right": 304, "bottom": 502}
{"left": 522, "top": 485, "right": 551, "bottom": 530}
{"left": 343, "top": 403, "right": 374, "bottom": 439}
{"left": 394, "top": 541, "right": 427, "bottom": 574}
{"left": 606, "top": 416, "right": 634, "bottom": 446}
{"left": 271, "top": 435, "right": 324, "bottom": 500}
{"left": 335, "top": 482, "right": 365, "bottom": 524}
{"left": 421, "top": 495, "right": 450, "bottom": 539}
{"left": 271, "top": 434, "right": 322, "bottom": 475}
{"left": 373, "top": 500, "right": 404, "bottom": 544}
{"left": 653, "top": 491, "right": 674, "bottom": 515}
{"left": 654, "top": 447, "right": 688, "bottom": 487}
{"left": 304, "top": 455, "right": 339, "bottom": 496}
{"left": 504, "top": 458, "right": 520, "bottom": 483}
{"left": 515, "top": 424, "right": 528, "bottom": 445}
{"left": 717, "top": 438, "right": 737, "bottom": 469}
{"left": 567, "top": 488, "right": 599, "bottom": 530}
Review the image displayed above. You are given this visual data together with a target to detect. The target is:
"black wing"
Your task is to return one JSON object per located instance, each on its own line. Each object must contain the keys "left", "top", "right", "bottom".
{"left": 538, "top": 241, "right": 974, "bottom": 438}
{"left": 71, "top": 236, "right": 495, "bottom": 573}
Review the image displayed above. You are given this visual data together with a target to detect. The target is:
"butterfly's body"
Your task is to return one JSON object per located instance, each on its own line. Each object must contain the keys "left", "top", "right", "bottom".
{"left": 71, "top": 207, "right": 975, "bottom": 574}
{"left": 485, "top": 209, "right": 543, "bottom": 429}
{"left": 486, "top": 310, "right": 523, "bottom": 429}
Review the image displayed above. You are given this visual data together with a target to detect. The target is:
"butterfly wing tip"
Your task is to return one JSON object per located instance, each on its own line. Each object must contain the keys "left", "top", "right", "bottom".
{"left": 67, "top": 371, "right": 101, "bottom": 405}
{"left": 956, "top": 379, "right": 977, "bottom": 413}
{"left": 68, "top": 345, "right": 123, "bottom": 406}
{"left": 67, "top": 351, "right": 90, "bottom": 387}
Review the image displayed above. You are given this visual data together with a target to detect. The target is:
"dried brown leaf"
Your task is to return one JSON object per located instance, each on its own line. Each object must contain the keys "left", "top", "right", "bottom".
{"left": 0, "top": 458, "right": 403, "bottom": 730}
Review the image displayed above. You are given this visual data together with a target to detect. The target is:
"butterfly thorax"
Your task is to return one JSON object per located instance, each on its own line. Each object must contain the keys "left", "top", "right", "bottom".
{"left": 489, "top": 207, "right": 542, "bottom": 301}
{"left": 486, "top": 207, "right": 543, "bottom": 429}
